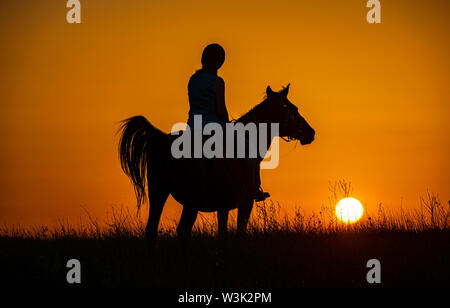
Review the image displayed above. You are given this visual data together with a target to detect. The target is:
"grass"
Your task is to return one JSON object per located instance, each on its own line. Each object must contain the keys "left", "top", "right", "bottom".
{"left": 0, "top": 182, "right": 449, "bottom": 288}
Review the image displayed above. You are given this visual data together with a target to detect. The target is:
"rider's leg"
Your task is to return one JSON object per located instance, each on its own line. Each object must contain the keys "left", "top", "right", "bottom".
{"left": 244, "top": 158, "right": 269, "bottom": 201}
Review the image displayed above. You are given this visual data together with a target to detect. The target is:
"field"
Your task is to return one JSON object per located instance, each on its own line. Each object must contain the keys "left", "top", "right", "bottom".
{"left": 1, "top": 189, "right": 449, "bottom": 288}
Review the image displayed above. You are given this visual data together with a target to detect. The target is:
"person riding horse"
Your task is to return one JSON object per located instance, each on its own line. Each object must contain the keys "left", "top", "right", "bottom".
{"left": 118, "top": 44, "right": 315, "bottom": 248}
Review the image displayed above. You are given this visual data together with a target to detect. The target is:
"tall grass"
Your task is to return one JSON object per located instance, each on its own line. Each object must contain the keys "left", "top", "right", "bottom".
{"left": 1, "top": 181, "right": 448, "bottom": 240}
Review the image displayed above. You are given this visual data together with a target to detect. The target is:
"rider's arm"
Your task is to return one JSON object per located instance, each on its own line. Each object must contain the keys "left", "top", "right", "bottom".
{"left": 214, "top": 77, "right": 229, "bottom": 123}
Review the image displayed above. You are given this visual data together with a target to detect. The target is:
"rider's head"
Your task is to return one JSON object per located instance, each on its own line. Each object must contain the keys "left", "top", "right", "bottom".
{"left": 201, "top": 43, "right": 225, "bottom": 72}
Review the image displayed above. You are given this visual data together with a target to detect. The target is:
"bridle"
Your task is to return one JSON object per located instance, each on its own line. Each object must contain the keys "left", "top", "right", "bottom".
{"left": 279, "top": 104, "right": 299, "bottom": 143}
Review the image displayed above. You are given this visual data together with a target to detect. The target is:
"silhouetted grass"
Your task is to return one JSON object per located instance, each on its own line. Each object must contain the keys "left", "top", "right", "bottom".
{"left": 0, "top": 185, "right": 449, "bottom": 287}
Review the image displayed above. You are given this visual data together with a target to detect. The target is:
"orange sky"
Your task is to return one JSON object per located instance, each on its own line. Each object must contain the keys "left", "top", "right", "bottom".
{"left": 0, "top": 0, "right": 449, "bottom": 226}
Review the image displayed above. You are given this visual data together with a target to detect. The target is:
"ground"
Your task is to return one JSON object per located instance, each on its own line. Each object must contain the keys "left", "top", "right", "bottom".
{"left": 1, "top": 230, "right": 449, "bottom": 288}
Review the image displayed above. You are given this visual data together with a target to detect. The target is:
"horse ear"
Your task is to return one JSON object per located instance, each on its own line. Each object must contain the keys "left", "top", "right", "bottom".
{"left": 281, "top": 83, "right": 290, "bottom": 97}
{"left": 266, "top": 86, "right": 274, "bottom": 97}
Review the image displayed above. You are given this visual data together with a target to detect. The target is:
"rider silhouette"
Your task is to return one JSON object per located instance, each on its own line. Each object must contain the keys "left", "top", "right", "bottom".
{"left": 187, "top": 43, "right": 269, "bottom": 201}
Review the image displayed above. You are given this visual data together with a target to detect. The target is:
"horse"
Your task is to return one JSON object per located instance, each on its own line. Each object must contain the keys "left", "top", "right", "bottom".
{"left": 118, "top": 84, "right": 315, "bottom": 248}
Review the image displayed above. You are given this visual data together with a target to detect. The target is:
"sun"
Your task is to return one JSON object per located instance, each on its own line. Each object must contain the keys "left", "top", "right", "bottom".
{"left": 335, "top": 197, "right": 364, "bottom": 223}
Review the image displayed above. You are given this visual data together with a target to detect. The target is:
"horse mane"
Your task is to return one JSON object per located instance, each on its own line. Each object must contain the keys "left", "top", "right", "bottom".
{"left": 235, "top": 86, "right": 287, "bottom": 123}
{"left": 235, "top": 100, "right": 267, "bottom": 124}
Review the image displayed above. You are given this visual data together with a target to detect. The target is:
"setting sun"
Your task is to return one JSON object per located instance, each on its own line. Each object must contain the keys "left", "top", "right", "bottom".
{"left": 335, "top": 197, "right": 364, "bottom": 223}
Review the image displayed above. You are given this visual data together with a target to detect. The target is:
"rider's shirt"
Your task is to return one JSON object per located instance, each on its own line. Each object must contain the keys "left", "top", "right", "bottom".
{"left": 187, "top": 71, "right": 223, "bottom": 128}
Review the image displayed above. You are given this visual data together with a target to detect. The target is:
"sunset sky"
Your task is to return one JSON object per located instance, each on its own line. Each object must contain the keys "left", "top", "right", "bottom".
{"left": 0, "top": 0, "right": 448, "bottom": 226}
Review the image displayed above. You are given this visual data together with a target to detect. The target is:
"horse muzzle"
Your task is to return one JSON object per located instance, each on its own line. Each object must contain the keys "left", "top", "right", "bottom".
{"left": 299, "top": 130, "right": 315, "bottom": 145}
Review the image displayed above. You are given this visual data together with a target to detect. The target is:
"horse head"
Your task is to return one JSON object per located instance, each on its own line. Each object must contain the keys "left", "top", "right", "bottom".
{"left": 265, "top": 84, "right": 315, "bottom": 145}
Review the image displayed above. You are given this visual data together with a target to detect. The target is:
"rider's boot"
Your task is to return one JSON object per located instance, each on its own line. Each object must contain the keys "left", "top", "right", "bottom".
{"left": 252, "top": 187, "right": 270, "bottom": 202}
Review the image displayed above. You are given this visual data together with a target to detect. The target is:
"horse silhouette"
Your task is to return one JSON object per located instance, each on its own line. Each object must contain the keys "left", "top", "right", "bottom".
{"left": 118, "top": 84, "right": 315, "bottom": 248}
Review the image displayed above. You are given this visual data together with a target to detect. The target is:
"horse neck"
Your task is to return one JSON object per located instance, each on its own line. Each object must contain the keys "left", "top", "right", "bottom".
{"left": 237, "top": 103, "right": 279, "bottom": 161}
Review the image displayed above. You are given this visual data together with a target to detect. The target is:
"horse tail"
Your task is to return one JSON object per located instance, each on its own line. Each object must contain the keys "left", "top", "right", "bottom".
{"left": 118, "top": 115, "right": 167, "bottom": 212}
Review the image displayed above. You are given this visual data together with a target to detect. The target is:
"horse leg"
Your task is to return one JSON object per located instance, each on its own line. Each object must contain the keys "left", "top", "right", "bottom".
{"left": 177, "top": 207, "right": 198, "bottom": 240}
{"left": 145, "top": 190, "right": 169, "bottom": 250}
{"left": 217, "top": 210, "right": 229, "bottom": 238}
{"left": 237, "top": 198, "right": 254, "bottom": 235}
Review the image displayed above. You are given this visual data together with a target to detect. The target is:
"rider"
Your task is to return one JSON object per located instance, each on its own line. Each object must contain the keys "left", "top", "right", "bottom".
{"left": 187, "top": 43, "right": 269, "bottom": 202}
